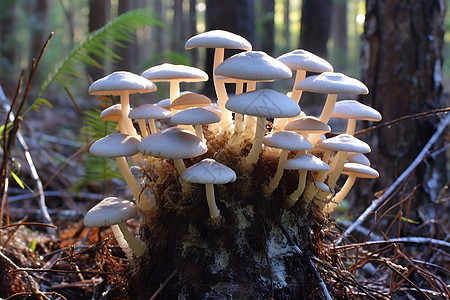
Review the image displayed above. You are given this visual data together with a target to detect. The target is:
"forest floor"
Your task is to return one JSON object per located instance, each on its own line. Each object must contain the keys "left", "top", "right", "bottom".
{"left": 0, "top": 85, "right": 449, "bottom": 299}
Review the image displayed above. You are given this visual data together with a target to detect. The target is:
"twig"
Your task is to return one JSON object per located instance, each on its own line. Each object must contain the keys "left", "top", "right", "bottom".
{"left": 354, "top": 107, "right": 450, "bottom": 137}
{"left": 149, "top": 270, "right": 177, "bottom": 300}
{"left": 337, "top": 112, "right": 450, "bottom": 245}
{"left": 333, "top": 237, "right": 450, "bottom": 250}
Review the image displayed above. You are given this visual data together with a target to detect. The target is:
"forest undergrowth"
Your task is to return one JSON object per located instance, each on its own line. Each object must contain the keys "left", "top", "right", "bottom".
{"left": 0, "top": 27, "right": 449, "bottom": 300}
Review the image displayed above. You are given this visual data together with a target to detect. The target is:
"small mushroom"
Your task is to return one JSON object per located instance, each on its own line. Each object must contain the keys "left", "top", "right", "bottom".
{"left": 100, "top": 104, "right": 127, "bottom": 134}
{"left": 263, "top": 131, "right": 312, "bottom": 195}
{"left": 181, "top": 158, "right": 236, "bottom": 219}
{"left": 282, "top": 153, "right": 330, "bottom": 206}
{"left": 89, "top": 133, "right": 152, "bottom": 211}
{"left": 84, "top": 197, "right": 145, "bottom": 257}
{"left": 141, "top": 63, "right": 208, "bottom": 108}
{"left": 170, "top": 107, "right": 221, "bottom": 141}
{"left": 138, "top": 127, "right": 207, "bottom": 175}
{"left": 128, "top": 104, "right": 173, "bottom": 137}
{"left": 89, "top": 71, "right": 157, "bottom": 139}
{"left": 225, "top": 89, "right": 301, "bottom": 167}
{"left": 326, "top": 163, "right": 379, "bottom": 213}
{"left": 330, "top": 100, "right": 382, "bottom": 135}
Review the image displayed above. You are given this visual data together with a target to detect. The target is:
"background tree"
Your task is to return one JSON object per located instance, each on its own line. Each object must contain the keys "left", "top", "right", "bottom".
{"left": 359, "top": 0, "right": 447, "bottom": 207}
{"left": 88, "top": 0, "right": 110, "bottom": 79}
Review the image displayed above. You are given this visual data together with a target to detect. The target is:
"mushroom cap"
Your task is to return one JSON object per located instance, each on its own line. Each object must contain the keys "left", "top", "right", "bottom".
{"left": 283, "top": 153, "right": 330, "bottom": 171}
{"left": 263, "top": 131, "right": 312, "bottom": 151}
{"left": 316, "top": 134, "right": 371, "bottom": 153}
{"left": 215, "top": 51, "right": 292, "bottom": 81}
{"left": 84, "top": 197, "right": 138, "bottom": 227}
{"left": 128, "top": 104, "right": 173, "bottom": 120}
{"left": 88, "top": 71, "right": 157, "bottom": 95}
{"left": 156, "top": 98, "right": 171, "bottom": 109}
{"left": 185, "top": 30, "right": 252, "bottom": 50}
{"left": 277, "top": 49, "right": 333, "bottom": 73}
{"left": 181, "top": 158, "right": 236, "bottom": 184}
{"left": 141, "top": 63, "right": 208, "bottom": 82}
{"left": 100, "top": 104, "right": 122, "bottom": 122}
{"left": 284, "top": 116, "right": 331, "bottom": 134}
{"left": 138, "top": 127, "right": 207, "bottom": 159}
{"left": 225, "top": 89, "right": 301, "bottom": 118}
{"left": 171, "top": 92, "right": 212, "bottom": 110}
{"left": 295, "top": 72, "right": 369, "bottom": 95}
{"left": 347, "top": 153, "right": 371, "bottom": 166}
{"left": 90, "top": 133, "right": 140, "bottom": 157}
{"left": 170, "top": 107, "right": 221, "bottom": 125}
{"left": 331, "top": 100, "right": 382, "bottom": 121}
{"left": 342, "top": 162, "right": 379, "bottom": 179}
{"left": 315, "top": 181, "right": 330, "bottom": 192}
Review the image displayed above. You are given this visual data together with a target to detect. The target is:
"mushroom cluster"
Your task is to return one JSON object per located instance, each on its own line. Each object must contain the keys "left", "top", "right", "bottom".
{"left": 84, "top": 29, "right": 381, "bottom": 296}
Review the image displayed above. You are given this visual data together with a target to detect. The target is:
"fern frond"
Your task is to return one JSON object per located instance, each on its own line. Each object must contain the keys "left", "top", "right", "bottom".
{"left": 38, "top": 8, "right": 163, "bottom": 97}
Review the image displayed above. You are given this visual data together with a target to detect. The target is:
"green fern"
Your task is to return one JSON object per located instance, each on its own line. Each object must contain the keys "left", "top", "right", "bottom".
{"left": 73, "top": 107, "right": 123, "bottom": 192}
{"left": 38, "top": 8, "right": 163, "bottom": 98}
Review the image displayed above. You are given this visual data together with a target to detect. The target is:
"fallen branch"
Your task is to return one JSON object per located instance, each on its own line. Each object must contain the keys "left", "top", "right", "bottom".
{"left": 337, "top": 112, "right": 450, "bottom": 245}
{"left": 334, "top": 237, "right": 450, "bottom": 251}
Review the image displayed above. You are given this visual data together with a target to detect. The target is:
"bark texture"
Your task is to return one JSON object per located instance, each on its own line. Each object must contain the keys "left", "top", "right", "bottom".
{"left": 359, "top": 0, "right": 446, "bottom": 203}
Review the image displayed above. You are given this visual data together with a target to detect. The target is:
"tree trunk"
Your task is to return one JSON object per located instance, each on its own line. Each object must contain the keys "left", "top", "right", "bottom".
{"left": 331, "top": 0, "right": 347, "bottom": 71}
{"left": 299, "top": 0, "right": 333, "bottom": 59}
{"left": 0, "top": 2, "right": 18, "bottom": 87}
{"left": 358, "top": 0, "right": 446, "bottom": 206}
{"left": 88, "top": 0, "right": 110, "bottom": 79}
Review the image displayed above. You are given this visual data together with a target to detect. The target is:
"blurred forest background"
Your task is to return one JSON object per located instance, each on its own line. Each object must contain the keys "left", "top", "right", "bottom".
{"left": 0, "top": 0, "right": 448, "bottom": 225}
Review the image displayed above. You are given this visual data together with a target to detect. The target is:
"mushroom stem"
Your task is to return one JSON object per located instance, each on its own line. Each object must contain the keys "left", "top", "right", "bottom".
{"left": 119, "top": 92, "right": 139, "bottom": 138}
{"left": 245, "top": 81, "right": 257, "bottom": 132}
{"left": 118, "top": 120, "right": 127, "bottom": 134}
{"left": 266, "top": 149, "right": 289, "bottom": 194}
{"left": 245, "top": 116, "right": 266, "bottom": 167}
{"left": 302, "top": 150, "right": 331, "bottom": 202}
{"left": 148, "top": 119, "right": 157, "bottom": 134}
{"left": 117, "top": 222, "right": 145, "bottom": 256}
{"left": 115, "top": 157, "right": 152, "bottom": 211}
{"left": 205, "top": 183, "right": 220, "bottom": 219}
{"left": 345, "top": 119, "right": 357, "bottom": 135}
{"left": 288, "top": 170, "right": 307, "bottom": 205}
{"left": 290, "top": 70, "right": 306, "bottom": 103}
{"left": 111, "top": 224, "right": 134, "bottom": 259}
{"left": 138, "top": 119, "right": 148, "bottom": 138}
{"left": 247, "top": 81, "right": 256, "bottom": 92}
{"left": 169, "top": 81, "right": 181, "bottom": 104}
{"left": 234, "top": 80, "right": 245, "bottom": 134}
{"left": 173, "top": 158, "right": 187, "bottom": 175}
{"left": 213, "top": 48, "right": 231, "bottom": 127}
{"left": 309, "top": 93, "right": 338, "bottom": 144}
{"left": 194, "top": 124, "right": 204, "bottom": 141}
{"left": 330, "top": 175, "right": 357, "bottom": 208}
{"left": 316, "top": 151, "right": 348, "bottom": 202}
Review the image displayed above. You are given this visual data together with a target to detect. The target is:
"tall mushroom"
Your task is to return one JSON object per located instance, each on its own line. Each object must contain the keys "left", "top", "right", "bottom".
{"left": 89, "top": 71, "right": 157, "bottom": 139}
{"left": 84, "top": 197, "right": 145, "bottom": 258}
{"left": 225, "top": 89, "right": 301, "bottom": 167}
{"left": 140, "top": 63, "right": 208, "bottom": 108}
{"left": 181, "top": 158, "right": 236, "bottom": 219}
{"left": 170, "top": 107, "right": 221, "bottom": 141}
{"left": 89, "top": 133, "right": 152, "bottom": 211}
{"left": 185, "top": 30, "right": 252, "bottom": 127}
{"left": 295, "top": 72, "right": 368, "bottom": 143}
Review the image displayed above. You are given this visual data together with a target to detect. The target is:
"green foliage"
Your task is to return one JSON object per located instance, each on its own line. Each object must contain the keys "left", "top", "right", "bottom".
{"left": 74, "top": 107, "right": 122, "bottom": 191}
{"left": 38, "top": 8, "right": 163, "bottom": 98}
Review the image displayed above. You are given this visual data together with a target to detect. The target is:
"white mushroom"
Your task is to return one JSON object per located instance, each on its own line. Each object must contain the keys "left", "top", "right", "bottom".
{"left": 138, "top": 127, "right": 207, "bottom": 175}
{"left": 89, "top": 133, "right": 151, "bottom": 211}
{"left": 225, "top": 89, "right": 301, "bottom": 167}
{"left": 84, "top": 197, "right": 144, "bottom": 257}
{"left": 170, "top": 107, "right": 221, "bottom": 141}
{"left": 89, "top": 71, "right": 157, "bottom": 139}
{"left": 128, "top": 104, "right": 173, "bottom": 137}
{"left": 181, "top": 158, "right": 236, "bottom": 219}
{"left": 330, "top": 100, "right": 382, "bottom": 135}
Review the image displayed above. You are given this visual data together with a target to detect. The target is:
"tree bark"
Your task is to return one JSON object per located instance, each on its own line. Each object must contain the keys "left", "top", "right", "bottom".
{"left": 331, "top": 0, "right": 347, "bottom": 71}
{"left": 358, "top": 0, "right": 446, "bottom": 205}
{"left": 88, "top": 0, "right": 110, "bottom": 79}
